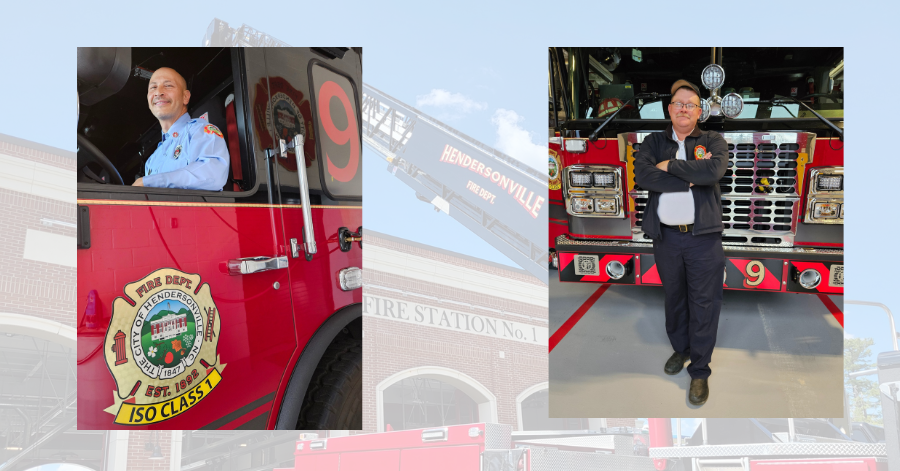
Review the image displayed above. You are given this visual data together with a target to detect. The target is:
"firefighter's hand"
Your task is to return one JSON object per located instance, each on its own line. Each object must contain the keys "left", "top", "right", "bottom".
{"left": 656, "top": 160, "right": 670, "bottom": 172}
{"left": 689, "top": 183, "right": 694, "bottom": 187}
{"left": 133, "top": 177, "right": 144, "bottom": 187}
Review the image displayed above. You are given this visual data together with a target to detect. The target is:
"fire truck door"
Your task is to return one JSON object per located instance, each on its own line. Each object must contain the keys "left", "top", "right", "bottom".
{"left": 259, "top": 47, "right": 363, "bottom": 373}
{"left": 175, "top": 49, "right": 297, "bottom": 429}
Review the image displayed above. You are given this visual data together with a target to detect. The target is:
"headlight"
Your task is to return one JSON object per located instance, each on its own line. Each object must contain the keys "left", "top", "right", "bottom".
{"left": 594, "top": 198, "right": 617, "bottom": 214}
{"left": 572, "top": 198, "right": 593, "bottom": 213}
{"left": 799, "top": 268, "right": 822, "bottom": 289}
{"left": 720, "top": 93, "right": 743, "bottom": 118}
{"left": 570, "top": 172, "right": 593, "bottom": 188}
{"left": 813, "top": 202, "right": 840, "bottom": 219}
{"left": 564, "top": 165, "right": 624, "bottom": 218}
{"left": 816, "top": 175, "right": 843, "bottom": 191}
{"left": 606, "top": 260, "right": 626, "bottom": 280}
{"left": 699, "top": 98, "right": 711, "bottom": 122}
{"left": 593, "top": 172, "right": 616, "bottom": 188}
{"left": 701, "top": 64, "right": 725, "bottom": 90}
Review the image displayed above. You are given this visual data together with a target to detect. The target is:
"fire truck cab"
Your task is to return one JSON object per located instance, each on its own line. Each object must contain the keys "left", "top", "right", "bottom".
{"left": 76, "top": 47, "right": 363, "bottom": 430}
{"left": 549, "top": 47, "right": 843, "bottom": 296}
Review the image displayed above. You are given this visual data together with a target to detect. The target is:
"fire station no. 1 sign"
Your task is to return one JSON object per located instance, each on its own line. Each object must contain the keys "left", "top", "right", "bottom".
{"left": 103, "top": 268, "right": 225, "bottom": 425}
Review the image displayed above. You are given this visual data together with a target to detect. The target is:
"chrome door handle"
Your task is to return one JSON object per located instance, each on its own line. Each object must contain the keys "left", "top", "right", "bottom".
{"left": 227, "top": 256, "right": 289, "bottom": 275}
{"left": 281, "top": 134, "right": 317, "bottom": 260}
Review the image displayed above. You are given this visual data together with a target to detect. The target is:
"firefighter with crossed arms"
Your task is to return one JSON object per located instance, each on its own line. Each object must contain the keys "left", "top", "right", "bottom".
{"left": 634, "top": 80, "right": 729, "bottom": 406}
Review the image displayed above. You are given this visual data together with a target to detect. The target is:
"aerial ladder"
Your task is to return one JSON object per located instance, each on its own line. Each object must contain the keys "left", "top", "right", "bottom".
{"left": 360, "top": 85, "right": 548, "bottom": 281}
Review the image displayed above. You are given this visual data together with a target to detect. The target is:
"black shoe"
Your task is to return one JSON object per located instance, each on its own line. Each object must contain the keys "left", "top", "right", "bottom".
{"left": 689, "top": 378, "right": 709, "bottom": 405}
{"left": 664, "top": 351, "right": 690, "bottom": 375}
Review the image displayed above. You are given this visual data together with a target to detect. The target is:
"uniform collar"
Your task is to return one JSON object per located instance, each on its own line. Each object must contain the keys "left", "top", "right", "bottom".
{"left": 162, "top": 112, "right": 192, "bottom": 140}
{"left": 666, "top": 124, "right": 702, "bottom": 141}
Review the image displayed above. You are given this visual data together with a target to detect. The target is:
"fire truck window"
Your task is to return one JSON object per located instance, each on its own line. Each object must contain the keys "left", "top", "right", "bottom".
{"left": 382, "top": 377, "right": 479, "bottom": 431}
{"left": 77, "top": 47, "right": 250, "bottom": 193}
{"left": 309, "top": 64, "right": 362, "bottom": 200}
{"left": 520, "top": 389, "right": 588, "bottom": 431}
{"left": 639, "top": 101, "right": 664, "bottom": 119}
{"left": 735, "top": 92, "right": 760, "bottom": 119}
{"left": 771, "top": 104, "right": 800, "bottom": 118}
{"left": 850, "top": 428, "right": 870, "bottom": 442}
{"left": 565, "top": 48, "right": 843, "bottom": 124}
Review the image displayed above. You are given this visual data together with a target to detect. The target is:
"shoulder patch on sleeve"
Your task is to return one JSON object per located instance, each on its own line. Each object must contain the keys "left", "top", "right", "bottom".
{"left": 203, "top": 124, "right": 224, "bottom": 139}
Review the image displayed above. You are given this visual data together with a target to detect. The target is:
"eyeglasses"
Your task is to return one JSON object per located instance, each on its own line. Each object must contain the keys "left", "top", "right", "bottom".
{"left": 670, "top": 102, "right": 701, "bottom": 111}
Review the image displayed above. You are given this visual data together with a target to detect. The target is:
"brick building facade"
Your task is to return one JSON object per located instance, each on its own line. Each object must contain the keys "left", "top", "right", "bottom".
{"left": 362, "top": 231, "right": 555, "bottom": 433}
{"left": 0, "top": 133, "right": 76, "bottom": 326}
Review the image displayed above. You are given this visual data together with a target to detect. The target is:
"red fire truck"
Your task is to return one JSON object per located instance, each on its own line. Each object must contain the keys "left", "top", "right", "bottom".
{"left": 549, "top": 47, "right": 843, "bottom": 297}
{"left": 273, "top": 417, "right": 892, "bottom": 470}
{"left": 76, "top": 47, "right": 363, "bottom": 430}
{"left": 277, "top": 423, "right": 653, "bottom": 471}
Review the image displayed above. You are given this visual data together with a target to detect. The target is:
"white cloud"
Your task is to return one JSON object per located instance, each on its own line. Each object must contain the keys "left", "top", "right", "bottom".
{"left": 491, "top": 109, "right": 545, "bottom": 173}
{"left": 844, "top": 331, "right": 855, "bottom": 339}
{"left": 415, "top": 89, "right": 487, "bottom": 116}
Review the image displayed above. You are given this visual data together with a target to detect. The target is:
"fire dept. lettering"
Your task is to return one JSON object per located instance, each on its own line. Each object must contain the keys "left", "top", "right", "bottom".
{"left": 465, "top": 180, "right": 496, "bottom": 204}
{"left": 439, "top": 144, "right": 545, "bottom": 219}
{"left": 136, "top": 275, "right": 193, "bottom": 298}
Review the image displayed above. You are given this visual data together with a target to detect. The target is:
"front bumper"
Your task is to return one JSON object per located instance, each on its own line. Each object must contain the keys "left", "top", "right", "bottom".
{"left": 556, "top": 235, "right": 843, "bottom": 295}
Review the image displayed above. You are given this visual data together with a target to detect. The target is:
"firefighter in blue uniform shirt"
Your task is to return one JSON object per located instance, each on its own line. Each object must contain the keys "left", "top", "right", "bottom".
{"left": 133, "top": 67, "right": 229, "bottom": 190}
{"left": 634, "top": 80, "right": 729, "bottom": 406}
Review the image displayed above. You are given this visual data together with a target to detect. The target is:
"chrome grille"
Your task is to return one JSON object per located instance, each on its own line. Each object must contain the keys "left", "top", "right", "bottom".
{"left": 720, "top": 141, "right": 803, "bottom": 196}
{"left": 484, "top": 423, "right": 513, "bottom": 450}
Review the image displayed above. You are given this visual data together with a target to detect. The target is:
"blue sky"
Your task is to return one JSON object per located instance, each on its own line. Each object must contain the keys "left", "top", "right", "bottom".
{"left": 1, "top": 0, "right": 899, "bottom": 418}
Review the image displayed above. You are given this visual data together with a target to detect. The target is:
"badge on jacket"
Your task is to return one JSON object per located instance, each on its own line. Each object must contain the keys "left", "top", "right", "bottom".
{"left": 694, "top": 145, "right": 708, "bottom": 159}
{"left": 173, "top": 145, "right": 182, "bottom": 160}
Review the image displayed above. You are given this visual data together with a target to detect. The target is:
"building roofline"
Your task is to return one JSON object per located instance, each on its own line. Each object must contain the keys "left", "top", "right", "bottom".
{"left": 0, "top": 132, "right": 76, "bottom": 159}
{"left": 365, "top": 230, "right": 535, "bottom": 279}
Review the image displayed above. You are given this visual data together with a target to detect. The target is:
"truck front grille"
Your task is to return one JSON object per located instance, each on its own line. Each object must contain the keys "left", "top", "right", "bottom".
{"left": 720, "top": 142, "right": 803, "bottom": 196}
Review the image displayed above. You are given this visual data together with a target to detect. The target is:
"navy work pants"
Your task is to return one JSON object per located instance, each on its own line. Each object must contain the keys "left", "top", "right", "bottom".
{"left": 652, "top": 227, "right": 725, "bottom": 379}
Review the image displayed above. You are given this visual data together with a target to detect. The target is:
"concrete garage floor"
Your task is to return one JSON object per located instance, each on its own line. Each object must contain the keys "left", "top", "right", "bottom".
{"left": 549, "top": 275, "right": 844, "bottom": 418}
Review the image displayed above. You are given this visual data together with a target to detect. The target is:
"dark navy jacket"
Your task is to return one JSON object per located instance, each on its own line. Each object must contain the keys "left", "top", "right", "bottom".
{"left": 633, "top": 125, "right": 729, "bottom": 240}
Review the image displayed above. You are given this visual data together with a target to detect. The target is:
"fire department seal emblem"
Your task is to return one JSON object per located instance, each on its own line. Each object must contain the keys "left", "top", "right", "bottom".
{"left": 694, "top": 145, "right": 708, "bottom": 159}
{"left": 172, "top": 132, "right": 179, "bottom": 138}
{"left": 549, "top": 150, "right": 561, "bottom": 191}
{"left": 253, "top": 76, "right": 316, "bottom": 171}
{"left": 103, "top": 268, "right": 224, "bottom": 425}
{"left": 173, "top": 145, "right": 182, "bottom": 160}
{"left": 204, "top": 124, "right": 224, "bottom": 139}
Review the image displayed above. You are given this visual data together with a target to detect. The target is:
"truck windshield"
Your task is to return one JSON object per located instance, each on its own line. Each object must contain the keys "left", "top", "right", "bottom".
{"left": 553, "top": 47, "right": 843, "bottom": 123}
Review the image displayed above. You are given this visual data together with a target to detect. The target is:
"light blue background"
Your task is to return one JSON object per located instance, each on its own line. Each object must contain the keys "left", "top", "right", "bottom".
{"left": 0, "top": 0, "right": 895, "bottom": 402}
